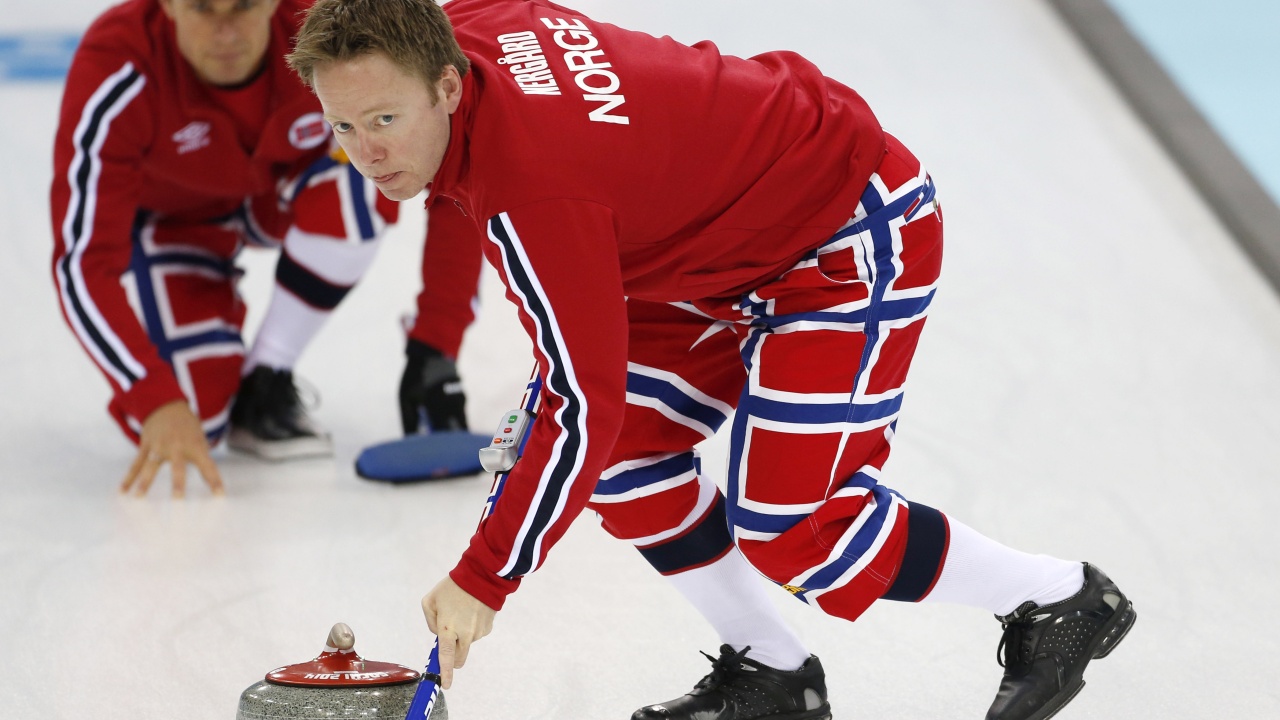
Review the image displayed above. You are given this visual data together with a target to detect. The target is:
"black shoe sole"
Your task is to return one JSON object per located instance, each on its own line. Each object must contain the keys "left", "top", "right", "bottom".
{"left": 227, "top": 427, "right": 334, "bottom": 461}
{"left": 1025, "top": 599, "right": 1137, "bottom": 720}
{"left": 783, "top": 709, "right": 832, "bottom": 720}
{"left": 756, "top": 709, "right": 832, "bottom": 720}
{"left": 634, "top": 705, "right": 832, "bottom": 720}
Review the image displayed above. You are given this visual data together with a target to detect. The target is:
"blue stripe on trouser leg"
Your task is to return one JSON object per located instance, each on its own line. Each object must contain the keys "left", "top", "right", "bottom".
{"left": 128, "top": 215, "right": 244, "bottom": 441}
{"left": 625, "top": 370, "right": 731, "bottom": 438}
{"left": 347, "top": 162, "right": 377, "bottom": 240}
{"left": 593, "top": 452, "right": 699, "bottom": 500}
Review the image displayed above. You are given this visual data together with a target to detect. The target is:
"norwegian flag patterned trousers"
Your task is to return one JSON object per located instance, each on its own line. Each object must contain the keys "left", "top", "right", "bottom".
{"left": 587, "top": 134, "right": 949, "bottom": 621}
{"left": 113, "top": 152, "right": 397, "bottom": 442}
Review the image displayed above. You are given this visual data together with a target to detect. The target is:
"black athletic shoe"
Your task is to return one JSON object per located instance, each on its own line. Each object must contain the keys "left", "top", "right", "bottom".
{"left": 228, "top": 366, "right": 333, "bottom": 461}
{"left": 631, "top": 645, "right": 831, "bottom": 720}
{"left": 986, "top": 563, "right": 1137, "bottom": 720}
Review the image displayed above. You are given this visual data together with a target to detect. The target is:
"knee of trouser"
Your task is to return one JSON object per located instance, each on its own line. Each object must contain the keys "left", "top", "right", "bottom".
{"left": 589, "top": 452, "right": 738, "bottom": 576}
{"left": 609, "top": 492, "right": 734, "bottom": 576}
{"left": 590, "top": 464, "right": 707, "bottom": 541}
{"left": 729, "top": 527, "right": 832, "bottom": 590}
{"left": 732, "top": 536, "right": 788, "bottom": 581}
{"left": 289, "top": 161, "right": 398, "bottom": 243}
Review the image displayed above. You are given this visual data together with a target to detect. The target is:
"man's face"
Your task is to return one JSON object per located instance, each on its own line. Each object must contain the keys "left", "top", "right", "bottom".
{"left": 314, "top": 52, "right": 463, "bottom": 202}
{"left": 159, "top": 0, "right": 281, "bottom": 86}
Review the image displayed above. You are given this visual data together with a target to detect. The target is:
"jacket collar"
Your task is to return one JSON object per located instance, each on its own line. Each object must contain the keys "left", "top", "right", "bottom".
{"left": 425, "top": 67, "right": 478, "bottom": 203}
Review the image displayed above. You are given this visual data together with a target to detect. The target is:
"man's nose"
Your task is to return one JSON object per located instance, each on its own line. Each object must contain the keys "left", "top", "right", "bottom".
{"left": 354, "top": 133, "right": 384, "bottom": 167}
{"left": 213, "top": 16, "right": 242, "bottom": 44}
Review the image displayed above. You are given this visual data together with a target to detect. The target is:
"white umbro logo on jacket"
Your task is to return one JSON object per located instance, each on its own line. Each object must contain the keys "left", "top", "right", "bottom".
{"left": 172, "top": 121, "right": 211, "bottom": 154}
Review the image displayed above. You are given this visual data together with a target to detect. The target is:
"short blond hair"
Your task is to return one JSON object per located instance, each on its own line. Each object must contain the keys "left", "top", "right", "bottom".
{"left": 287, "top": 0, "right": 470, "bottom": 102}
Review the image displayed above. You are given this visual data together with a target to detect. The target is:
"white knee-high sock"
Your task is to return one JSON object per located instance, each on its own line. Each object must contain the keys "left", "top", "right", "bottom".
{"left": 922, "top": 517, "right": 1085, "bottom": 616}
{"left": 664, "top": 549, "right": 812, "bottom": 671}
{"left": 244, "top": 290, "right": 328, "bottom": 372}
{"left": 245, "top": 233, "right": 381, "bottom": 372}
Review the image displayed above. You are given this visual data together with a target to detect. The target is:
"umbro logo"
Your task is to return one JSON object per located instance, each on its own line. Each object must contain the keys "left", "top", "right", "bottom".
{"left": 172, "top": 121, "right": 211, "bottom": 154}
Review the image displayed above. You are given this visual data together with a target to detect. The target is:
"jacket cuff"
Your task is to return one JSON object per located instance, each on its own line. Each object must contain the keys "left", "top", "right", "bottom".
{"left": 409, "top": 320, "right": 466, "bottom": 360}
{"left": 118, "top": 371, "right": 188, "bottom": 426}
{"left": 449, "top": 546, "right": 522, "bottom": 612}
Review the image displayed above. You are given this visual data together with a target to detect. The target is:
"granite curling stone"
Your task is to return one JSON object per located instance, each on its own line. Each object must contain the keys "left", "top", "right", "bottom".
{"left": 237, "top": 622, "right": 448, "bottom": 719}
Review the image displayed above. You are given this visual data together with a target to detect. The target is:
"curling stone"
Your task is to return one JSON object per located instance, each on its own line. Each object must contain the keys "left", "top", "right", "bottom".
{"left": 237, "top": 622, "right": 448, "bottom": 719}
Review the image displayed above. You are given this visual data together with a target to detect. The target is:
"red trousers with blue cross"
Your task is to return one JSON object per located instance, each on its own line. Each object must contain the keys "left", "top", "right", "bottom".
{"left": 113, "top": 152, "right": 397, "bottom": 442}
{"left": 588, "top": 134, "right": 948, "bottom": 621}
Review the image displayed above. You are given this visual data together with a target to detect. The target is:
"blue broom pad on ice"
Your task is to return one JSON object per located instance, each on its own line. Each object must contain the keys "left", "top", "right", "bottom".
{"left": 355, "top": 431, "right": 492, "bottom": 483}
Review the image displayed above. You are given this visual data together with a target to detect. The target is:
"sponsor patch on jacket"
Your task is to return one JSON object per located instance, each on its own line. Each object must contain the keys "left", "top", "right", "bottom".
{"left": 289, "top": 112, "right": 330, "bottom": 150}
{"left": 172, "top": 121, "right": 211, "bottom": 154}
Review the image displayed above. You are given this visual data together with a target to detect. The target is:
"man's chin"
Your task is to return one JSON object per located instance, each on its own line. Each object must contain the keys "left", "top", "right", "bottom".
{"left": 198, "top": 56, "right": 258, "bottom": 86}
{"left": 375, "top": 182, "right": 421, "bottom": 202}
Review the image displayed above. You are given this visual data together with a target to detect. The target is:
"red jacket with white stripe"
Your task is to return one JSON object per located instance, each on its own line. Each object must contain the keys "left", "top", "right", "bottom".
{"left": 49, "top": 0, "right": 329, "bottom": 426}
{"left": 435, "top": 0, "right": 887, "bottom": 609}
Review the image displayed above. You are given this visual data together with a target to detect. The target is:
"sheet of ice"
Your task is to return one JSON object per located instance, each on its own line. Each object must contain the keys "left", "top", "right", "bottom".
{"left": 1, "top": 1, "right": 1278, "bottom": 718}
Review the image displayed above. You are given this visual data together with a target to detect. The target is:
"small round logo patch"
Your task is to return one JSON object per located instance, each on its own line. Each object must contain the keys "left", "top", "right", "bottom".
{"left": 288, "top": 112, "right": 330, "bottom": 150}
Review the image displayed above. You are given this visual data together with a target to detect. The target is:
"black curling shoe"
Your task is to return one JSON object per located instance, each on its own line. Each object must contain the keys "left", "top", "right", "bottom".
{"left": 228, "top": 366, "right": 332, "bottom": 461}
{"left": 632, "top": 645, "right": 831, "bottom": 720}
{"left": 987, "top": 563, "right": 1137, "bottom": 720}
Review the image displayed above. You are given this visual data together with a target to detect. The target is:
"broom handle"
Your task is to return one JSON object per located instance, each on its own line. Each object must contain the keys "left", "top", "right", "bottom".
{"left": 405, "top": 370, "right": 544, "bottom": 719}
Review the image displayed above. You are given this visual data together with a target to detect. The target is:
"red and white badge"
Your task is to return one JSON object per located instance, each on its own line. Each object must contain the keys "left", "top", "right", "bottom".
{"left": 288, "top": 111, "right": 330, "bottom": 150}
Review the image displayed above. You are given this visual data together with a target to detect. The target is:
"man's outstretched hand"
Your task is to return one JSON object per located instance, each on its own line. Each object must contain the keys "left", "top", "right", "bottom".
{"left": 121, "top": 400, "right": 225, "bottom": 498}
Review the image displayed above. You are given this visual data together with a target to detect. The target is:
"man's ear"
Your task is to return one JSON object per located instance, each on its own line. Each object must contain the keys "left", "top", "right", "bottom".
{"left": 439, "top": 66, "right": 464, "bottom": 113}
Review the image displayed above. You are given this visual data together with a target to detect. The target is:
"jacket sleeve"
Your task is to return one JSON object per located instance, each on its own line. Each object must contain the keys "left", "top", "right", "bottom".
{"left": 408, "top": 198, "right": 485, "bottom": 358}
{"left": 448, "top": 199, "right": 629, "bottom": 610}
{"left": 49, "top": 46, "right": 185, "bottom": 429}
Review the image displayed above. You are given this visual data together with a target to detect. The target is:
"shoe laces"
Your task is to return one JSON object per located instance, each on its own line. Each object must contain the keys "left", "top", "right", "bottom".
{"left": 694, "top": 645, "right": 754, "bottom": 692}
{"left": 268, "top": 371, "right": 321, "bottom": 412}
{"left": 996, "top": 604, "right": 1038, "bottom": 675}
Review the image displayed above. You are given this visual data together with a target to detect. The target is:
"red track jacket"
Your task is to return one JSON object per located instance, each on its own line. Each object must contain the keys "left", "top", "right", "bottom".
{"left": 49, "top": 0, "right": 332, "bottom": 424}
{"left": 434, "top": 0, "right": 888, "bottom": 609}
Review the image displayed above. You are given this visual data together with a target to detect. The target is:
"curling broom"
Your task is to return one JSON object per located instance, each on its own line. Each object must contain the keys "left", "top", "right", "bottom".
{"left": 403, "top": 370, "right": 544, "bottom": 719}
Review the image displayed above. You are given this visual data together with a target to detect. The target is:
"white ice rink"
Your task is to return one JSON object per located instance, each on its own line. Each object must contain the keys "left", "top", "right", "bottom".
{"left": 3, "top": 1, "right": 1280, "bottom": 718}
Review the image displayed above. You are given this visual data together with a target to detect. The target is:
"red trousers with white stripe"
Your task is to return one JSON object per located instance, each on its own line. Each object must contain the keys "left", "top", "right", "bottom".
{"left": 588, "top": 135, "right": 948, "bottom": 621}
